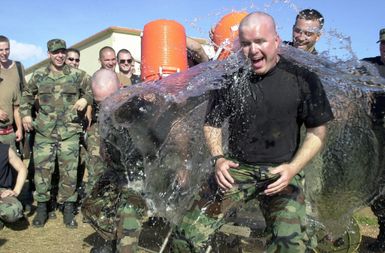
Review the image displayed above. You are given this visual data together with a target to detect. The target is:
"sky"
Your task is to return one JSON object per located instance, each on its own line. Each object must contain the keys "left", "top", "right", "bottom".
{"left": 2, "top": 0, "right": 384, "bottom": 68}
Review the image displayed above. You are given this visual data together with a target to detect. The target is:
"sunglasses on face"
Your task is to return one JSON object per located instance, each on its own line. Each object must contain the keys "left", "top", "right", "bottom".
{"left": 67, "top": 57, "right": 80, "bottom": 62}
{"left": 119, "top": 59, "right": 133, "bottom": 64}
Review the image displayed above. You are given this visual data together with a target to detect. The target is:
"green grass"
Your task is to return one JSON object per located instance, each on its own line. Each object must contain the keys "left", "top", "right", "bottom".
{"left": 353, "top": 213, "right": 378, "bottom": 226}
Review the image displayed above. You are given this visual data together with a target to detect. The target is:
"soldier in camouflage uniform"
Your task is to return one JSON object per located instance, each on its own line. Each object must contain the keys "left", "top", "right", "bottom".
{"left": 83, "top": 71, "right": 193, "bottom": 252}
{"left": 84, "top": 69, "right": 120, "bottom": 196}
{"left": 0, "top": 142, "right": 27, "bottom": 229}
{"left": 20, "top": 39, "right": 92, "bottom": 229}
{"left": 171, "top": 12, "right": 334, "bottom": 253}
{"left": 82, "top": 69, "right": 147, "bottom": 253}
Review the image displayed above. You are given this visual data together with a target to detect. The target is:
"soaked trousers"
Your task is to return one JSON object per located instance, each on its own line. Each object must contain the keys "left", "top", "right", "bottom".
{"left": 172, "top": 161, "right": 308, "bottom": 253}
{"left": 115, "top": 185, "right": 148, "bottom": 253}
{"left": 0, "top": 188, "right": 23, "bottom": 223}
{"left": 33, "top": 133, "right": 79, "bottom": 203}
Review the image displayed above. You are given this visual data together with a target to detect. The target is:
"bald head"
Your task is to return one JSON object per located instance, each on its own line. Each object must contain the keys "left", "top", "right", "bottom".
{"left": 92, "top": 69, "right": 120, "bottom": 102}
{"left": 239, "top": 12, "right": 277, "bottom": 37}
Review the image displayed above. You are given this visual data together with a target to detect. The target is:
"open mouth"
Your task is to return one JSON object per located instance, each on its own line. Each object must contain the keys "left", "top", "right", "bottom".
{"left": 252, "top": 58, "right": 264, "bottom": 69}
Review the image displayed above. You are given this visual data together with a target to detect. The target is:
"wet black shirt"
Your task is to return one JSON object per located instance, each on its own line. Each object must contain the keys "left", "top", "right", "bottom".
{"left": 362, "top": 56, "right": 385, "bottom": 78}
{"left": 205, "top": 57, "right": 334, "bottom": 165}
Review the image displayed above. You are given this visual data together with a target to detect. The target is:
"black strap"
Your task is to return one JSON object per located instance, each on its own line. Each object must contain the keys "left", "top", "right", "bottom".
{"left": 15, "top": 61, "right": 24, "bottom": 92}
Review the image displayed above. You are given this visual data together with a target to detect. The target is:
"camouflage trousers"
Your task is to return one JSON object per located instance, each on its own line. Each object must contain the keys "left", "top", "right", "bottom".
{"left": 33, "top": 133, "right": 79, "bottom": 203}
{"left": 172, "top": 162, "right": 308, "bottom": 253}
{"left": 370, "top": 124, "right": 385, "bottom": 226}
{"left": 116, "top": 182, "right": 148, "bottom": 253}
{"left": 83, "top": 124, "right": 105, "bottom": 196}
{"left": 0, "top": 188, "right": 23, "bottom": 222}
{"left": 0, "top": 132, "right": 17, "bottom": 152}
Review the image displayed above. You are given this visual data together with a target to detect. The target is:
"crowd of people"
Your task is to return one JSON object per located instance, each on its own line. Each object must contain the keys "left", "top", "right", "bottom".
{"left": 0, "top": 8, "right": 385, "bottom": 253}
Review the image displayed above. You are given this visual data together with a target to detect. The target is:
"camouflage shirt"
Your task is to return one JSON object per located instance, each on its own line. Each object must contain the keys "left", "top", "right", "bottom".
{"left": 20, "top": 65, "right": 93, "bottom": 139}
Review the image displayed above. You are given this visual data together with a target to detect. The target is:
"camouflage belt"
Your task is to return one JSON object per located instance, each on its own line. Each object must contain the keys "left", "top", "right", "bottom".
{"left": 237, "top": 162, "right": 279, "bottom": 181}
{"left": 226, "top": 158, "right": 280, "bottom": 189}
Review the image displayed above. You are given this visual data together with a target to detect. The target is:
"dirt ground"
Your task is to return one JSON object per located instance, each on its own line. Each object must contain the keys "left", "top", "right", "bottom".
{"left": 0, "top": 205, "right": 381, "bottom": 253}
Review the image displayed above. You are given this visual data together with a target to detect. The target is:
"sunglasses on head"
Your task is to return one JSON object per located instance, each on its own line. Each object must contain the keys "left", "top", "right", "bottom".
{"left": 119, "top": 59, "right": 133, "bottom": 64}
{"left": 68, "top": 57, "right": 80, "bottom": 62}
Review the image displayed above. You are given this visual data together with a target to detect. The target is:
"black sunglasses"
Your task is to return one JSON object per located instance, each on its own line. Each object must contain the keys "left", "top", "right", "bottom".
{"left": 68, "top": 57, "right": 80, "bottom": 62}
{"left": 119, "top": 59, "right": 133, "bottom": 64}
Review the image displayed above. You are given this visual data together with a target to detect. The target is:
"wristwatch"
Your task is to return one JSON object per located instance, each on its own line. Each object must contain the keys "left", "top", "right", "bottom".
{"left": 211, "top": 155, "right": 225, "bottom": 167}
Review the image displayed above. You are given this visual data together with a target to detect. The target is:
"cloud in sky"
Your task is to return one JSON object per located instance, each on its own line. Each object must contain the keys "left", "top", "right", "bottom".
{"left": 9, "top": 39, "right": 46, "bottom": 67}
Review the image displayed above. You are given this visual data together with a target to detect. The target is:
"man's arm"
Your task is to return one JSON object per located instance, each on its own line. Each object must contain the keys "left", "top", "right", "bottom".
{"left": 1, "top": 147, "right": 27, "bottom": 198}
{"left": 20, "top": 73, "right": 38, "bottom": 132}
{"left": 204, "top": 125, "right": 238, "bottom": 190}
{"left": 73, "top": 72, "right": 93, "bottom": 111}
{"left": 265, "top": 124, "right": 327, "bottom": 195}
{"left": 86, "top": 105, "right": 92, "bottom": 129}
{"left": 13, "top": 105, "right": 22, "bottom": 141}
{"left": 186, "top": 37, "right": 210, "bottom": 64}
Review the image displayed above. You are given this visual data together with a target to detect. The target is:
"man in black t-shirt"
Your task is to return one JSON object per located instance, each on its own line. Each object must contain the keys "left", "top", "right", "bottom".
{"left": 362, "top": 28, "right": 385, "bottom": 78}
{"left": 362, "top": 28, "right": 385, "bottom": 252}
{"left": 172, "top": 12, "right": 333, "bottom": 253}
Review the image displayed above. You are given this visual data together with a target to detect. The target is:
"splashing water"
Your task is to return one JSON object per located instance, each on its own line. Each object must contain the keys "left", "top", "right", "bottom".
{"left": 97, "top": 41, "right": 385, "bottom": 252}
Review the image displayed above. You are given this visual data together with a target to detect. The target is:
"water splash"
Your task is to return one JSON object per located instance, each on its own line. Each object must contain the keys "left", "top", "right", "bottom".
{"left": 100, "top": 42, "right": 385, "bottom": 238}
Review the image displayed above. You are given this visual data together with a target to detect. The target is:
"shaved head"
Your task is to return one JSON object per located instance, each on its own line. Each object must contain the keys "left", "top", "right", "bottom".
{"left": 92, "top": 69, "right": 120, "bottom": 102}
{"left": 239, "top": 12, "right": 278, "bottom": 37}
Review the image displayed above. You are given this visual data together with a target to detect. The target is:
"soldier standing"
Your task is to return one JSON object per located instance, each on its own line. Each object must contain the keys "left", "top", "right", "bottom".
{"left": 0, "top": 35, "right": 25, "bottom": 152}
{"left": 20, "top": 39, "right": 93, "bottom": 228}
{"left": 172, "top": 12, "right": 333, "bottom": 253}
{"left": 362, "top": 28, "right": 385, "bottom": 252}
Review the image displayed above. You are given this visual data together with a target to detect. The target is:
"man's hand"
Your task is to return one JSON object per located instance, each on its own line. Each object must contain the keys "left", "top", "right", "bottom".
{"left": 72, "top": 98, "right": 88, "bottom": 111}
{"left": 215, "top": 158, "right": 238, "bottom": 191}
{"left": 15, "top": 128, "right": 23, "bottom": 141}
{"left": 22, "top": 116, "right": 34, "bottom": 132}
{"left": 264, "top": 164, "right": 297, "bottom": 196}
{"left": 0, "top": 189, "right": 18, "bottom": 198}
{"left": 0, "top": 109, "right": 9, "bottom": 121}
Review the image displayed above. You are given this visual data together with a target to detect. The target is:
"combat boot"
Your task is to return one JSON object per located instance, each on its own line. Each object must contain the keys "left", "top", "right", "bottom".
{"left": 368, "top": 222, "right": 385, "bottom": 252}
{"left": 32, "top": 202, "right": 48, "bottom": 227}
{"left": 63, "top": 202, "right": 78, "bottom": 229}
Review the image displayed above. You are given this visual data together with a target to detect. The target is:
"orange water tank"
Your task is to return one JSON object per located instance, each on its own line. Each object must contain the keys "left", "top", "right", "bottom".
{"left": 213, "top": 11, "right": 248, "bottom": 60}
{"left": 141, "top": 19, "right": 188, "bottom": 81}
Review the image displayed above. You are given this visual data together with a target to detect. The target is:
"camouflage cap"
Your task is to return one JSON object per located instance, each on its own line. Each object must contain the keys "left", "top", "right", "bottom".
{"left": 47, "top": 39, "right": 66, "bottom": 52}
{"left": 377, "top": 28, "right": 385, "bottom": 43}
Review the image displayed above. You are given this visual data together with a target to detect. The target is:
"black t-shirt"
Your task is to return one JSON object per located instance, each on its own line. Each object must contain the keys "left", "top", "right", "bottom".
{"left": 205, "top": 56, "right": 334, "bottom": 165}
{"left": 0, "top": 143, "right": 13, "bottom": 189}
{"left": 361, "top": 56, "right": 385, "bottom": 78}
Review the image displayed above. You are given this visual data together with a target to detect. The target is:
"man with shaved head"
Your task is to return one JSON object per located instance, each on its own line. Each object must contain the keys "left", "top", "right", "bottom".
{"left": 99, "top": 46, "right": 117, "bottom": 71}
{"left": 84, "top": 69, "right": 120, "bottom": 197}
{"left": 172, "top": 12, "right": 333, "bottom": 252}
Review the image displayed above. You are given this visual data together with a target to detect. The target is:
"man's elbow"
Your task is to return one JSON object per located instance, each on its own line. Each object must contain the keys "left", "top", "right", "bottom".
{"left": 307, "top": 124, "right": 328, "bottom": 142}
